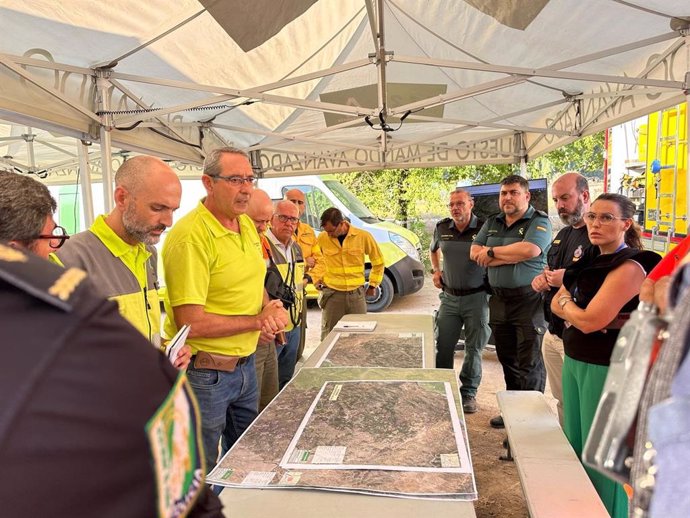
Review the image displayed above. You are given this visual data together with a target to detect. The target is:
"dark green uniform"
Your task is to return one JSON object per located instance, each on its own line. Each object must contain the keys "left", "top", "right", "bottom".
{"left": 474, "top": 205, "right": 552, "bottom": 391}
{"left": 0, "top": 244, "right": 222, "bottom": 518}
{"left": 430, "top": 215, "right": 490, "bottom": 397}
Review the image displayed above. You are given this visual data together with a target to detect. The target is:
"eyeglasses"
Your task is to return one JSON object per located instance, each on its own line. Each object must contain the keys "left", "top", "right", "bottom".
{"left": 210, "top": 175, "right": 257, "bottom": 186}
{"left": 35, "top": 225, "right": 70, "bottom": 249}
{"left": 276, "top": 214, "right": 300, "bottom": 224}
{"left": 584, "top": 212, "right": 629, "bottom": 225}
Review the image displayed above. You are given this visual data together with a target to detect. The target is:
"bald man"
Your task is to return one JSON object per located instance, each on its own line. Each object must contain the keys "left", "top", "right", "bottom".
{"left": 246, "top": 189, "right": 280, "bottom": 411}
{"left": 285, "top": 188, "right": 323, "bottom": 360}
{"left": 55, "top": 155, "right": 191, "bottom": 369}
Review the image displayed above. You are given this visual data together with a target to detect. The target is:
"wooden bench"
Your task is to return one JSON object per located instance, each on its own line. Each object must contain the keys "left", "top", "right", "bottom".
{"left": 497, "top": 390, "right": 609, "bottom": 518}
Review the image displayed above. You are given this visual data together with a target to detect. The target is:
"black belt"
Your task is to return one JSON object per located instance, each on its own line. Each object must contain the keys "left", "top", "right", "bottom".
{"left": 490, "top": 285, "right": 535, "bottom": 297}
{"left": 443, "top": 285, "right": 486, "bottom": 297}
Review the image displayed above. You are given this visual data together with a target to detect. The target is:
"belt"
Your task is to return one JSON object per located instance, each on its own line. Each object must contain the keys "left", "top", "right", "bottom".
{"left": 606, "top": 313, "right": 631, "bottom": 330}
{"left": 490, "top": 285, "right": 535, "bottom": 298}
{"left": 443, "top": 285, "right": 486, "bottom": 297}
{"left": 191, "top": 351, "right": 251, "bottom": 372}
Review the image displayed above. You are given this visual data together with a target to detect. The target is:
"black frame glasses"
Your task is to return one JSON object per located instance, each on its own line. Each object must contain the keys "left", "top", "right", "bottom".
{"left": 211, "top": 175, "right": 257, "bottom": 186}
{"left": 35, "top": 225, "right": 70, "bottom": 249}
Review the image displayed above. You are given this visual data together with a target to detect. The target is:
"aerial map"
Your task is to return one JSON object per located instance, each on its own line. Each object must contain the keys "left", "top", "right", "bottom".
{"left": 207, "top": 368, "right": 476, "bottom": 500}
{"left": 315, "top": 332, "right": 425, "bottom": 368}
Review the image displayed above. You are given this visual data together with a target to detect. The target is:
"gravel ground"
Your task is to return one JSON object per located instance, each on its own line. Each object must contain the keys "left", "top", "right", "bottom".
{"left": 297, "top": 274, "right": 562, "bottom": 518}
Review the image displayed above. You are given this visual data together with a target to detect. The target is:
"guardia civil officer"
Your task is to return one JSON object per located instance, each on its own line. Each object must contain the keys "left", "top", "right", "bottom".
{"left": 470, "top": 175, "right": 552, "bottom": 428}
{"left": 0, "top": 243, "right": 223, "bottom": 518}
{"left": 430, "top": 188, "right": 490, "bottom": 414}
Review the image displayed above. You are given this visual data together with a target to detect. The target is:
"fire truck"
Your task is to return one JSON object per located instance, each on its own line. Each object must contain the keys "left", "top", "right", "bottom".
{"left": 608, "top": 103, "right": 688, "bottom": 254}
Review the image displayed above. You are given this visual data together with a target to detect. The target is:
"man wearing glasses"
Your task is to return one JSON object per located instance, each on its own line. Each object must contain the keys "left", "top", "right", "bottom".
{"left": 430, "top": 188, "right": 490, "bottom": 414}
{"left": 285, "top": 188, "right": 324, "bottom": 361}
{"left": 162, "top": 147, "right": 288, "bottom": 476}
{"left": 54, "top": 156, "right": 191, "bottom": 369}
{"left": 265, "top": 200, "right": 306, "bottom": 388}
{"left": 0, "top": 170, "right": 69, "bottom": 259}
{"left": 314, "top": 207, "right": 384, "bottom": 340}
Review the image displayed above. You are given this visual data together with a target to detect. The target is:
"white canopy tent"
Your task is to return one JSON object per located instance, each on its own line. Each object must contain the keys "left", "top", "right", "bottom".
{"left": 0, "top": 0, "right": 689, "bottom": 212}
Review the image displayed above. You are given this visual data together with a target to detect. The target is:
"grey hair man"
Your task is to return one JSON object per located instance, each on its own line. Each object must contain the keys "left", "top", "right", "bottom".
{"left": 0, "top": 170, "right": 66, "bottom": 259}
{"left": 531, "top": 172, "right": 591, "bottom": 425}
{"left": 430, "top": 188, "right": 491, "bottom": 414}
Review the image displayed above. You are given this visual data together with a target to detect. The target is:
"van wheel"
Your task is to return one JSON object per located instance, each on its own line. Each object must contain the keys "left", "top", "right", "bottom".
{"left": 365, "top": 273, "right": 394, "bottom": 312}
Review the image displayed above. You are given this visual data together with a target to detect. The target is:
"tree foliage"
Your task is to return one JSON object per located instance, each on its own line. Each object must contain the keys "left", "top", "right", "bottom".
{"left": 335, "top": 132, "right": 605, "bottom": 222}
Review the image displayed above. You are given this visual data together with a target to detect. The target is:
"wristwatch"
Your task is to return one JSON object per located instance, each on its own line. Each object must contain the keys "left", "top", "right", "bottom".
{"left": 487, "top": 247, "right": 495, "bottom": 258}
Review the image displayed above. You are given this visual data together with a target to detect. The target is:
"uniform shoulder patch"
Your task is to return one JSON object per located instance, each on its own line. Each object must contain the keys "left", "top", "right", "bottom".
{"left": 146, "top": 374, "right": 206, "bottom": 518}
{"left": 0, "top": 244, "right": 86, "bottom": 311}
{"left": 436, "top": 217, "right": 452, "bottom": 227}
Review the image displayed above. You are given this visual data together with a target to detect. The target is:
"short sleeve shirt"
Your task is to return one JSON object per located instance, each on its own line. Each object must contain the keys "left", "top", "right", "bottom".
{"left": 162, "top": 201, "right": 266, "bottom": 356}
{"left": 430, "top": 215, "right": 485, "bottom": 291}
{"left": 474, "top": 205, "right": 552, "bottom": 288}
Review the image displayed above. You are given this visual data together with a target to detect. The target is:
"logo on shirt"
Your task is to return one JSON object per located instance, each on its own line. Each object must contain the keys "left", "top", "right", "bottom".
{"left": 572, "top": 245, "right": 584, "bottom": 262}
{"left": 519, "top": 227, "right": 525, "bottom": 235}
{"left": 472, "top": 233, "right": 477, "bottom": 241}
{"left": 536, "top": 225, "right": 547, "bottom": 232}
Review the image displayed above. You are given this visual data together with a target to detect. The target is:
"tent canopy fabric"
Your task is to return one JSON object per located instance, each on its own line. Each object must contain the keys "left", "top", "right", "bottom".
{"left": 0, "top": 0, "right": 688, "bottom": 178}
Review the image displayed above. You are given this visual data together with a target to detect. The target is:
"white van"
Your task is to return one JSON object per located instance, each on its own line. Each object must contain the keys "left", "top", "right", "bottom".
{"left": 259, "top": 175, "right": 425, "bottom": 312}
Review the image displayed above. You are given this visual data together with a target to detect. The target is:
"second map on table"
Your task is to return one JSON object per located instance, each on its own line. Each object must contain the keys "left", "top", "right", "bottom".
{"left": 315, "top": 332, "right": 425, "bottom": 368}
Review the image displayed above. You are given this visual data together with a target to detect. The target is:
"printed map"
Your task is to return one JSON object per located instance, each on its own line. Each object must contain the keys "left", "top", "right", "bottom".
{"left": 208, "top": 368, "right": 476, "bottom": 500}
{"left": 315, "top": 333, "right": 425, "bottom": 368}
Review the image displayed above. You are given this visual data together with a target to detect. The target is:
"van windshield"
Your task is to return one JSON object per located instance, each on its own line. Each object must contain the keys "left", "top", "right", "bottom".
{"left": 323, "top": 180, "right": 380, "bottom": 223}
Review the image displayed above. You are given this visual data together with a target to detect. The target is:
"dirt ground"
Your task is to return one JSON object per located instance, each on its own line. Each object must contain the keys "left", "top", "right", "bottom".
{"left": 298, "top": 274, "right": 561, "bottom": 518}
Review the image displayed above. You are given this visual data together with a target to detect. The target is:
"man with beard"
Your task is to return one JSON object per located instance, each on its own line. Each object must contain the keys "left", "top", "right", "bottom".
{"left": 55, "top": 155, "right": 192, "bottom": 369}
{"left": 531, "top": 172, "right": 591, "bottom": 425}
{"left": 430, "top": 188, "right": 491, "bottom": 414}
{"left": 471, "top": 175, "right": 552, "bottom": 428}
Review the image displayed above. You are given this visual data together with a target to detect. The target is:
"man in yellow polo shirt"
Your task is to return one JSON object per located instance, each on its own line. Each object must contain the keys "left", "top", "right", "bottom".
{"left": 54, "top": 156, "right": 192, "bottom": 370}
{"left": 162, "top": 147, "right": 288, "bottom": 475}
{"left": 314, "top": 207, "right": 384, "bottom": 339}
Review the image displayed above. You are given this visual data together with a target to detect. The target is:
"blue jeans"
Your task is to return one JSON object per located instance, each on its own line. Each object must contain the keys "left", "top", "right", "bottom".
{"left": 434, "top": 290, "right": 490, "bottom": 397}
{"left": 186, "top": 354, "right": 258, "bottom": 476}
{"left": 276, "top": 327, "right": 300, "bottom": 389}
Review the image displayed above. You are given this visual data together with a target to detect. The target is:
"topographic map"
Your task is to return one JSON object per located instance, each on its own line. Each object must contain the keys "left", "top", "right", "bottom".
{"left": 315, "top": 332, "right": 425, "bottom": 368}
{"left": 208, "top": 368, "right": 476, "bottom": 500}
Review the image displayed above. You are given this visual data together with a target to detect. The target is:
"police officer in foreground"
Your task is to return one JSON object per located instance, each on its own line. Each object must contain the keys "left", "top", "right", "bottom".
{"left": 430, "top": 188, "right": 491, "bottom": 414}
{"left": 470, "top": 174, "right": 552, "bottom": 429}
{"left": 0, "top": 243, "right": 223, "bottom": 518}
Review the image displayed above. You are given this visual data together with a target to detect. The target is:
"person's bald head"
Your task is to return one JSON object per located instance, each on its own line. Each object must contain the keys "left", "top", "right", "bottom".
{"left": 284, "top": 188, "right": 306, "bottom": 217}
{"left": 552, "top": 171, "right": 590, "bottom": 227}
{"left": 111, "top": 156, "right": 182, "bottom": 245}
{"left": 247, "top": 189, "right": 274, "bottom": 234}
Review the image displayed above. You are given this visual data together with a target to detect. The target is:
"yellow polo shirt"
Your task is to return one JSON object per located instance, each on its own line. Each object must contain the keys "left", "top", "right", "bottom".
{"left": 162, "top": 201, "right": 265, "bottom": 356}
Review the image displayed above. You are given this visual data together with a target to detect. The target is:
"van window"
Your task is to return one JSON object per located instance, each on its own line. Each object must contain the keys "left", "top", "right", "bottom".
{"left": 282, "top": 185, "right": 332, "bottom": 228}
{"left": 323, "top": 180, "right": 379, "bottom": 223}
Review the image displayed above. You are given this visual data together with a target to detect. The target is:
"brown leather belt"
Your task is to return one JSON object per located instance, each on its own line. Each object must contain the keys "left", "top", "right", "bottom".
{"left": 192, "top": 351, "right": 251, "bottom": 372}
{"left": 606, "top": 313, "right": 631, "bottom": 330}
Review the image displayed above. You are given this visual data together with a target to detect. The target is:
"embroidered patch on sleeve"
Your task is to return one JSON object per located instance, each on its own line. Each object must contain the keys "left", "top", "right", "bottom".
{"left": 146, "top": 373, "right": 205, "bottom": 518}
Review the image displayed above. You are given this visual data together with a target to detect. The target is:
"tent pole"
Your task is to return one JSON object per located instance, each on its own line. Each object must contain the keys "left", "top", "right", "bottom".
{"left": 96, "top": 69, "right": 114, "bottom": 213}
{"left": 78, "top": 140, "right": 95, "bottom": 227}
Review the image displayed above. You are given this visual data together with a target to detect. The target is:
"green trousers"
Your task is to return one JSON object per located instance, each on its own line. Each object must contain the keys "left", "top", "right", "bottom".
{"left": 562, "top": 355, "right": 629, "bottom": 518}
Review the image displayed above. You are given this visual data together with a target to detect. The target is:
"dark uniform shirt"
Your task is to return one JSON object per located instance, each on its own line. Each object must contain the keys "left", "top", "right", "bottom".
{"left": 545, "top": 225, "right": 591, "bottom": 337}
{"left": 430, "top": 214, "right": 485, "bottom": 291}
{"left": 0, "top": 244, "right": 222, "bottom": 518}
{"left": 474, "top": 205, "right": 552, "bottom": 288}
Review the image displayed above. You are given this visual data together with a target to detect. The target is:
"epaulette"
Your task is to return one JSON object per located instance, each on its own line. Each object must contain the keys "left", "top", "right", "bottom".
{"left": 436, "top": 217, "right": 452, "bottom": 227}
{"left": 534, "top": 209, "right": 549, "bottom": 218}
{"left": 0, "top": 243, "right": 87, "bottom": 312}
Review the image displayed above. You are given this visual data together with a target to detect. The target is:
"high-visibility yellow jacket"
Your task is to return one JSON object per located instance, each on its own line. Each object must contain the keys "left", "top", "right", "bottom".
{"left": 315, "top": 223, "right": 384, "bottom": 291}
{"left": 53, "top": 215, "right": 161, "bottom": 346}
{"left": 295, "top": 221, "right": 324, "bottom": 282}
